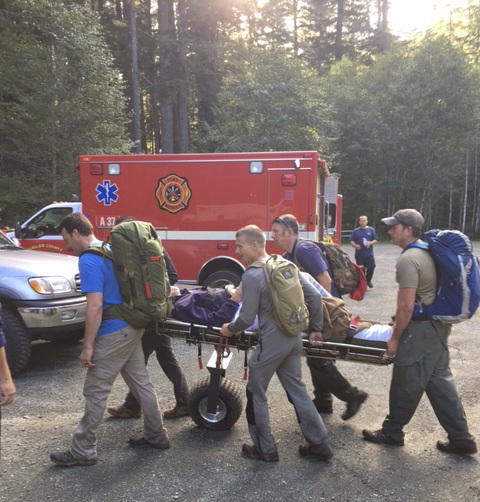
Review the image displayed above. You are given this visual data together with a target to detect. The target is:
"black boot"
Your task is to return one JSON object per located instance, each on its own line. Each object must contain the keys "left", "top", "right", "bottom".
{"left": 342, "top": 390, "right": 369, "bottom": 420}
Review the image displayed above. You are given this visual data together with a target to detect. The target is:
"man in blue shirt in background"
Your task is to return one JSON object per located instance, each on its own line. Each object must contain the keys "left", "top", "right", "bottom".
{"left": 50, "top": 213, "right": 170, "bottom": 467}
{"left": 349, "top": 215, "right": 378, "bottom": 288}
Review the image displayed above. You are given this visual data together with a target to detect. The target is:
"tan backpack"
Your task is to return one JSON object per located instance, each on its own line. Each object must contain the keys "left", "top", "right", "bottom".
{"left": 321, "top": 296, "right": 352, "bottom": 340}
{"left": 251, "top": 255, "right": 309, "bottom": 336}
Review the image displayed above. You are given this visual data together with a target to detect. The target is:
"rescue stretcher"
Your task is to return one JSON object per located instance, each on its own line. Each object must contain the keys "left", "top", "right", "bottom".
{"left": 155, "top": 319, "right": 391, "bottom": 365}
{"left": 153, "top": 319, "right": 392, "bottom": 431}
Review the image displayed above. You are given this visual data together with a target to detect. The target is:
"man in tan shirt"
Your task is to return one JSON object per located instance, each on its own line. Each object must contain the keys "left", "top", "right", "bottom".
{"left": 363, "top": 209, "right": 476, "bottom": 455}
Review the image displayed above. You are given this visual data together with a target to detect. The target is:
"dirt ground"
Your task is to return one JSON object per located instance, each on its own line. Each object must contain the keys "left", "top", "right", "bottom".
{"left": 1, "top": 242, "right": 479, "bottom": 502}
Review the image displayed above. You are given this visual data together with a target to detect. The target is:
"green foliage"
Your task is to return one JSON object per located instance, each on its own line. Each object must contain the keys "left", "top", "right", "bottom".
{"left": 196, "top": 48, "right": 331, "bottom": 152}
{"left": 299, "top": 0, "right": 375, "bottom": 73}
{"left": 2, "top": 0, "right": 480, "bottom": 235}
{"left": 0, "top": 0, "right": 132, "bottom": 225}
{"left": 324, "top": 35, "right": 479, "bottom": 230}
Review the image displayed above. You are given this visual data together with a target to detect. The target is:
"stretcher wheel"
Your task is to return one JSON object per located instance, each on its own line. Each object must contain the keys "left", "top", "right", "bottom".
{"left": 188, "top": 376, "right": 243, "bottom": 431}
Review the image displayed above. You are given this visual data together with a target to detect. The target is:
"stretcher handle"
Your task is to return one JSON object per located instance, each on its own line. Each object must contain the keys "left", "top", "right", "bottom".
{"left": 197, "top": 343, "right": 203, "bottom": 370}
{"left": 216, "top": 336, "right": 231, "bottom": 367}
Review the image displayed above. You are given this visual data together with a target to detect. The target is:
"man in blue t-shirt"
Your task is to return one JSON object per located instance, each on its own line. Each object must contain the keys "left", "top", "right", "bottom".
{"left": 272, "top": 214, "right": 368, "bottom": 421}
{"left": 50, "top": 213, "right": 170, "bottom": 467}
{"left": 106, "top": 216, "right": 190, "bottom": 421}
{"left": 349, "top": 215, "right": 378, "bottom": 288}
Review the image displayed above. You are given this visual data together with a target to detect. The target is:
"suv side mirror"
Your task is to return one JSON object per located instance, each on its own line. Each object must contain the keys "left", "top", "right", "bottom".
{"left": 14, "top": 221, "right": 22, "bottom": 239}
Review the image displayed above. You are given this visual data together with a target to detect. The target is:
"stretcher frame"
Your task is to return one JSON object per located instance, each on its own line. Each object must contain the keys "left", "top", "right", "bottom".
{"left": 152, "top": 319, "right": 392, "bottom": 430}
{"left": 154, "top": 319, "right": 392, "bottom": 366}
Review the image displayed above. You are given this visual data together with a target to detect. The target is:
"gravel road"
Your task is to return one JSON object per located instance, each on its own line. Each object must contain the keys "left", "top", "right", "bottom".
{"left": 1, "top": 243, "right": 479, "bottom": 502}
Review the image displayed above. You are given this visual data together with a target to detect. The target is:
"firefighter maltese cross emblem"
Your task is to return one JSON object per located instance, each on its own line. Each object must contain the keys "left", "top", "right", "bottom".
{"left": 155, "top": 174, "right": 192, "bottom": 214}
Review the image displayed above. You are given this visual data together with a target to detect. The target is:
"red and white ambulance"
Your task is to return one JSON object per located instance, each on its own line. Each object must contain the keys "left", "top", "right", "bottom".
{"left": 11, "top": 151, "right": 342, "bottom": 286}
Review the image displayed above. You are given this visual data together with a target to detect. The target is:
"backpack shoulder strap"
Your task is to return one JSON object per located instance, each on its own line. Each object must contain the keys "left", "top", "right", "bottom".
{"left": 80, "top": 243, "right": 113, "bottom": 260}
{"left": 249, "top": 259, "right": 266, "bottom": 269}
{"left": 405, "top": 241, "right": 429, "bottom": 252}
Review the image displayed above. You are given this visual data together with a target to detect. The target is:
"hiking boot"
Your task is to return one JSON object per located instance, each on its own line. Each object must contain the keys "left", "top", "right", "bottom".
{"left": 313, "top": 399, "right": 333, "bottom": 415}
{"left": 299, "top": 444, "right": 333, "bottom": 462}
{"left": 437, "top": 439, "right": 477, "bottom": 455}
{"left": 163, "top": 404, "right": 190, "bottom": 419}
{"left": 241, "top": 443, "right": 279, "bottom": 462}
{"left": 107, "top": 403, "right": 141, "bottom": 419}
{"left": 342, "top": 391, "right": 369, "bottom": 421}
{"left": 128, "top": 436, "right": 171, "bottom": 450}
{"left": 362, "top": 429, "right": 404, "bottom": 446}
{"left": 50, "top": 450, "right": 97, "bottom": 467}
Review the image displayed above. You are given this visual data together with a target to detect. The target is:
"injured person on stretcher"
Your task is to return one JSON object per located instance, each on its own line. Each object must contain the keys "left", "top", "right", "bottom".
{"left": 169, "top": 273, "right": 392, "bottom": 349}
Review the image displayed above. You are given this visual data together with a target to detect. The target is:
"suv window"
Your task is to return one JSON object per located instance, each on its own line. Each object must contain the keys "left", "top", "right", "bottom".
{"left": 24, "top": 207, "right": 73, "bottom": 238}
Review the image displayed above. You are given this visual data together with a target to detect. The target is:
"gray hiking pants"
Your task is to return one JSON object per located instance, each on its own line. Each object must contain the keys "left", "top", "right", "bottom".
{"left": 245, "top": 332, "right": 330, "bottom": 456}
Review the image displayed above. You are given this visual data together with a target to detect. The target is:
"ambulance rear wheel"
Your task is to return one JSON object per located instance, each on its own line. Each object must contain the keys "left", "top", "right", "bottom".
{"left": 204, "top": 270, "right": 241, "bottom": 288}
{"left": 188, "top": 376, "right": 243, "bottom": 431}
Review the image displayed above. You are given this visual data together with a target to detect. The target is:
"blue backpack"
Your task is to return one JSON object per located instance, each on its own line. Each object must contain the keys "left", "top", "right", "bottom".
{"left": 408, "top": 229, "right": 480, "bottom": 324}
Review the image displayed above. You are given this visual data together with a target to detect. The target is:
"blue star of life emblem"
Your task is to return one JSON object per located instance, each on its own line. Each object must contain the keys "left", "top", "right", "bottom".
{"left": 96, "top": 180, "right": 119, "bottom": 206}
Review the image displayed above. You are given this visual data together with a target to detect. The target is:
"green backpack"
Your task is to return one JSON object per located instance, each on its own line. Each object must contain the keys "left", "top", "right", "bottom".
{"left": 251, "top": 255, "right": 309, "bottom": 336}
{"left": 82, "top": 220, "right": 171, "bottom": 328}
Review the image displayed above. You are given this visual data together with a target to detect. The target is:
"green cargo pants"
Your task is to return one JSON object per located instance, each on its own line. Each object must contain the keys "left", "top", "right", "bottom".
{"left": 382, "top": 321, "right": 474, "bottom": 444}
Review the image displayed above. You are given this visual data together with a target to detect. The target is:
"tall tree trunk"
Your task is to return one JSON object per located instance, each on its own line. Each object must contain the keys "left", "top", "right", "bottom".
{"left": 176, "top": 0, "right": 189, "bottom": 152}
{"left": 158, "top": 0, "right": 174, "bottom": 153}
{"left": 471, "top": 143, "right": 478, "bottom": 228}
{"left": 449, "top": 181, "right": 453, "bottom": 228}
{"left": 376, "top": 0, "right": 389, "bottom": 52}
{"left": 115, "top": 0, "right": 123, "bottom": 19}
{"left": 334, "top": 0, "right": 344, "bottom": 61}
{"left": 462, "top": 150, "right": 469, "bottom": 232}
{"left": 130, "top": 0, "right": 141, "bottom": 153}
{"left": 143, "top": 0, "right": 161, "bottom": 153}
{"left": 293, "top": 0, "right": 299, "bottom": 57}
{"left": 50, "top": 45, "right": 58, "bottom": 200}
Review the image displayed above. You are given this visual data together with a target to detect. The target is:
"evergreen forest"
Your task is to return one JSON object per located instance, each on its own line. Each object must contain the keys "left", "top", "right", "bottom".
{"left": 1, "top": 0, "right": 480, "bottom": 234}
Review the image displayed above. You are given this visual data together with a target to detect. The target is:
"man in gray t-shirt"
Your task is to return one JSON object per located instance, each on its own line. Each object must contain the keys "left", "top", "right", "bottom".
{"left": 221, "top": 225, "right": 332, "bottom": 462}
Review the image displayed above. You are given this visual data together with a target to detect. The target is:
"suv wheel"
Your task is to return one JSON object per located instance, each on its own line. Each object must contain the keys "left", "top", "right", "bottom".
{"left": 2, "top": 308, "right": 32, "bottom": 375}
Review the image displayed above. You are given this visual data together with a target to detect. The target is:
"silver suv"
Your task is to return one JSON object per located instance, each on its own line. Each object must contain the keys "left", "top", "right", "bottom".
{"left": 0, "top": 231, "right": 86, "bottom": 374}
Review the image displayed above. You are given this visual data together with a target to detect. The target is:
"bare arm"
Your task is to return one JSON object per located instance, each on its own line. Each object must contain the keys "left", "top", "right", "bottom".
{"left": 0, "top": 347, "right": 15, "bottom": 406}
{"left": 386, "top": 287, "right": 416, "bottom": 357}
{"left": 315, "top": 270, "right": 332, "bottom": 293}
{"left": 350, "top": 240, "right": 360, "bottom": 251}
{"left": 222, "top": 274, "right": 260, "bottom": 336}
{"left": 80, "top": 292, "right": 103, "bottom": 368}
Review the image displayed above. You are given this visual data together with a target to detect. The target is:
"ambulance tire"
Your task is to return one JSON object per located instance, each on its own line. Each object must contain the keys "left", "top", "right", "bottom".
{"left": 204, "top": 270, "right": 241, "bottom": 288}
{"left": 188, "top": 376, "right": 243, "bottom": 431}
{"left": 2, "top": 308, "right": 32, "bottom": 375}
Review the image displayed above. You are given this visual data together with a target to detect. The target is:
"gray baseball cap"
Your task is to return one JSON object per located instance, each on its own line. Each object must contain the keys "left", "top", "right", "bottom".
{"left": 381, "top": 209, "right": 424, "bottom": 231}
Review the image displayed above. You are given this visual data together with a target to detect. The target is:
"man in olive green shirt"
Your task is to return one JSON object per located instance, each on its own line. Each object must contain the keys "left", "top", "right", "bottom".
{"left": 363, "top": 209, "right": 477, "bottom": 456}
